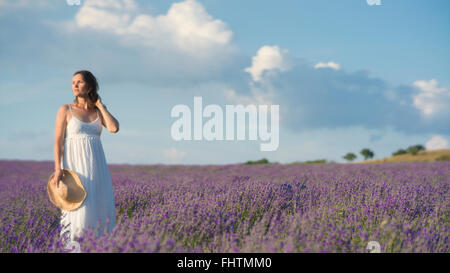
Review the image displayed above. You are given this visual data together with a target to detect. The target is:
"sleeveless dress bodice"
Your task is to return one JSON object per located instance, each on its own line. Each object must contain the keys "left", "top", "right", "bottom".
{"left": 65, "top": 107, "right": 102, "bottom": 138}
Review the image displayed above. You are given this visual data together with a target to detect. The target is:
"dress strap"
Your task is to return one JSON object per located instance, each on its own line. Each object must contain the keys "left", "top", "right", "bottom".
{"left": 67, "top": 104, "right": 73, "bottom": 121}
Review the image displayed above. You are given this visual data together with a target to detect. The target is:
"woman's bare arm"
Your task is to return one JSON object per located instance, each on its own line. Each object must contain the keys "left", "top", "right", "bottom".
{"left": 97, "top": 103, "right": 120, "bottom": 133}
{"left": 54, "top": 105, "right": 67, "bottom": 171}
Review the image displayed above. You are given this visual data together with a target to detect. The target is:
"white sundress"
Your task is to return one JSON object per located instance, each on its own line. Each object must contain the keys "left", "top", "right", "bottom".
{"left": 60, "top": 104, "right": 116, "bottom": 243}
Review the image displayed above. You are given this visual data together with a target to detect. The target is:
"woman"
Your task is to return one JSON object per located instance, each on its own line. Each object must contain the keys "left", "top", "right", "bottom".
{"left": 53, "top": 70, "right": 119, "bottom": 242}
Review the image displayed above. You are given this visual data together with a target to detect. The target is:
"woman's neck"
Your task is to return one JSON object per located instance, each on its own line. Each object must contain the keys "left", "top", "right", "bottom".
{"left": 74, "top": 97, "right": 91, "bottom": 110}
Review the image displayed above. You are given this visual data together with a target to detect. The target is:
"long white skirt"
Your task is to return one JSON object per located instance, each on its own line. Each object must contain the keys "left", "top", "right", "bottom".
{"left": 60, "top": 135, "right": 116, "bottom": 242}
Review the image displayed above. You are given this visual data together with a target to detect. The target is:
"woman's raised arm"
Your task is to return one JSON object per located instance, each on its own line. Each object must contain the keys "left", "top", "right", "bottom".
{"left": 95, "top": 97, "right": 119, "bottom": 133}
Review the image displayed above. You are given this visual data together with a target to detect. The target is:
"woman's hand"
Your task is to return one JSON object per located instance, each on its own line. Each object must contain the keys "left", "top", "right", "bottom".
{"left": 53, "top": 169, "right": 63, "bottom": 187}
{"left": 95, "top": 95, "right": 103, "bottom": 108}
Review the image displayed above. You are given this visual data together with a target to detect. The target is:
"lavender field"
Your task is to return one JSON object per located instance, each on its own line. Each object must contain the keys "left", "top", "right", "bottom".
{"left": 0, "top": 160, "right": 448, "bottom": 253}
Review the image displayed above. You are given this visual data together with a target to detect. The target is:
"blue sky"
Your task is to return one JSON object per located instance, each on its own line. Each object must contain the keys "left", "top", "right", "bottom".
{"left": 0, "top": 0, "right": 449, "bottom": 165}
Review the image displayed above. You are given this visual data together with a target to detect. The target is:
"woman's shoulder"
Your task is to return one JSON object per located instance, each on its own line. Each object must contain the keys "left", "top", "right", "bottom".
{"left": 58, "top": 104, "right": 71, "bottom": 112}
{"left": 56, "top": 104, "right": 71, "bottom": 121}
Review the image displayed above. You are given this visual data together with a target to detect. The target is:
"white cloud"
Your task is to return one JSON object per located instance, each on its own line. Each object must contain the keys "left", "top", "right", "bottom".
{"left": 314, "top": 61, "right": 341, "bottom": 70}
{"left": 163, "top": 147, "right": 187, "bottom": 163}
{"left": 425, "top": 135, "right": 448, "bottom": 150}
{"left": 225, "top": 45, "right": 290, "bottom": 125}
{"left": 412, "top": 79, "right": 450, "bottom": 117}
{"left": 72, "top": 0, "right": 233, "bottom": 56}
{"left": 76, "top": 3, "right": 131, "bottom": 34}
{"left": 244, "top": 45, "right": 290, "bottom": 82}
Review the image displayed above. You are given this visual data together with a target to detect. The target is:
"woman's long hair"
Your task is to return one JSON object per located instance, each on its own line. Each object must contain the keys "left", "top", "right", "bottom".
{"left": 73, "top": 70, "right": 99, "bottom": 110}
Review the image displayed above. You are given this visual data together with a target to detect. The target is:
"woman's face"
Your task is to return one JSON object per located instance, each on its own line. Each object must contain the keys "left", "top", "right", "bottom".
{"left": 72, "top": 74, "right": 90, "bottom": 97}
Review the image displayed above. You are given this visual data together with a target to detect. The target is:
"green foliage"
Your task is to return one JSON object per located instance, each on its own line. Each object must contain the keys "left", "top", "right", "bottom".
{"left": 391, "top": 144, "right": 425, "bottom": 157}
{"left": 392, "top": 149, "right": 408, "bottom": 156}
{"left": 343, "top": 153, "right": 357, "bottom": 162}
{"left": 406, "top": 144, "right": 425, "bottom": 156}
{"left": 302, "top": 159, "right": 327, "bottom": 164}
{"left": 360, "top": 148, "right": 374, "bottom": 160}
{"left": 245, "top": 158, "right": 269, "bottom": 165}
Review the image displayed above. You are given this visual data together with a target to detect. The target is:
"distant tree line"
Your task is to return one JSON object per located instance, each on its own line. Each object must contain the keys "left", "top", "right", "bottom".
{"left": 246, "top": 158, "right": 328, "bottom": 165}
{"left": 245, "top": 158, "right": 270, "bottom": 165}
{"left": 392, "top": 144, "right": 425, "bottom": 156}
{"left": 342, "top": 148, "right": 375, "bottom": 162}
{"left": 342, "top": 144, "right": 426, "bottom": 162}
{"left": 248, "top": 143, "right": 429, "bottom": 164}
{"left": 302, "top": 159, "right": 327, "bottom": 164}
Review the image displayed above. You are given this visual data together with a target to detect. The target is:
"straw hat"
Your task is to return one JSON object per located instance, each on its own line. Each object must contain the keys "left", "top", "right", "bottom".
{"left": 47, "top": 169, "right": 86, "bottom": 211}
